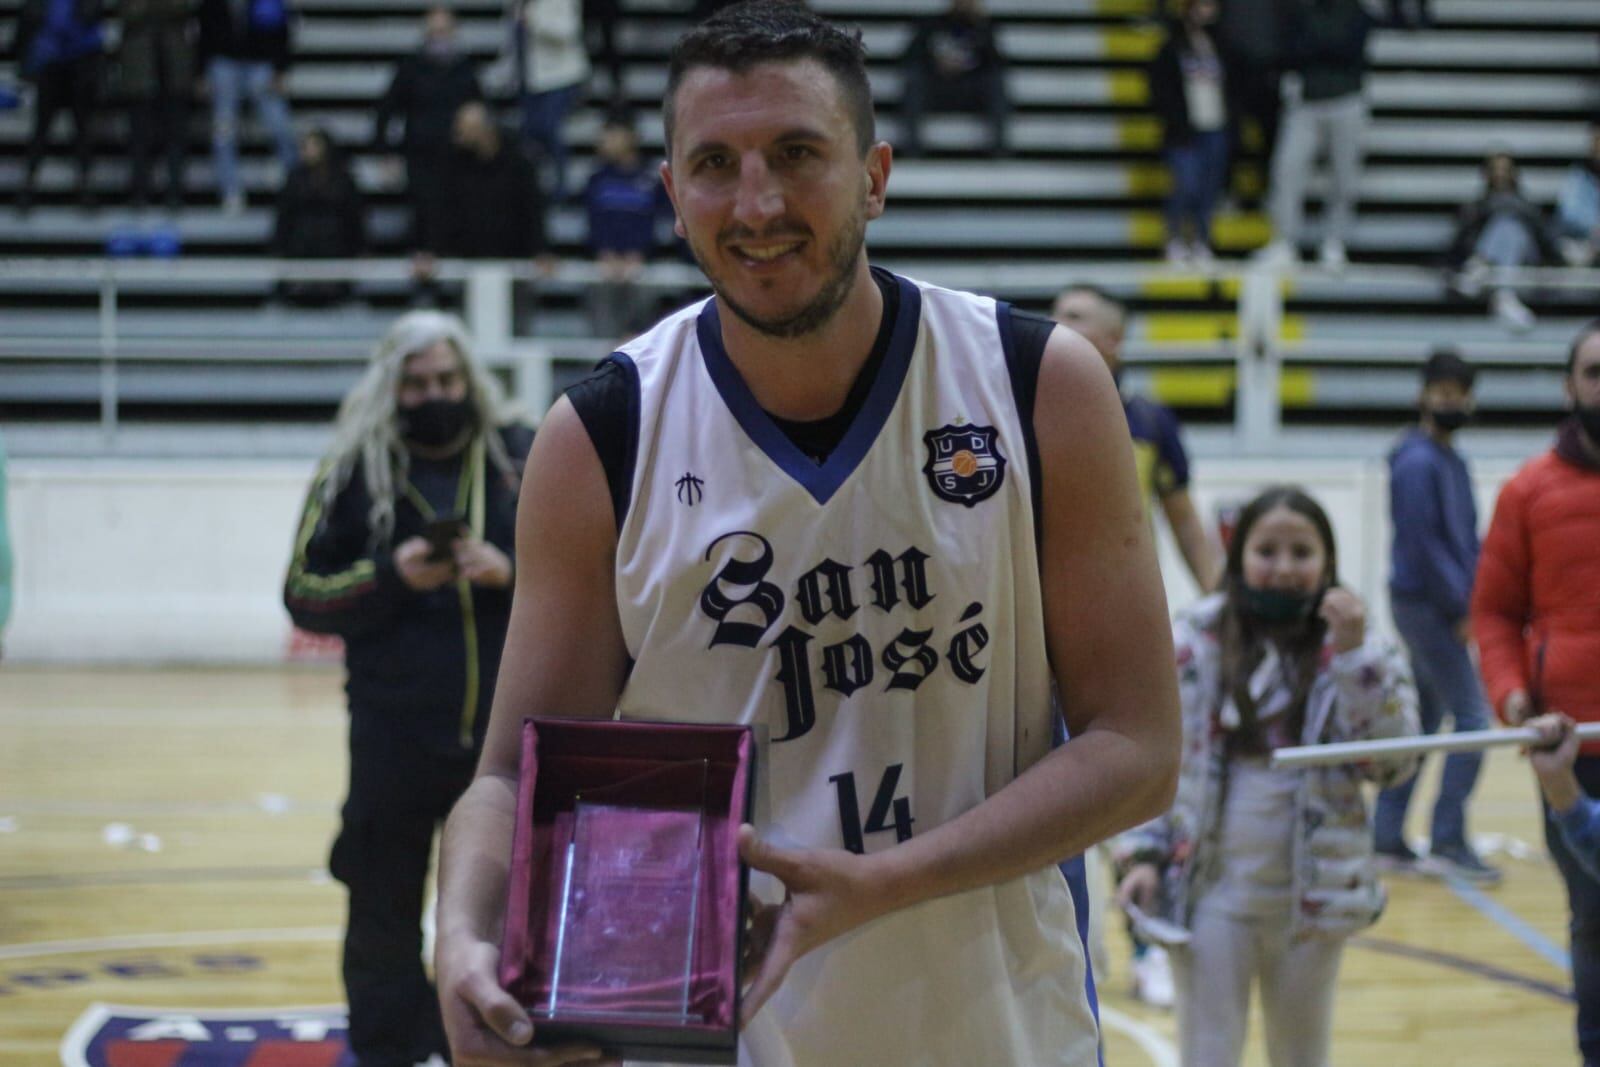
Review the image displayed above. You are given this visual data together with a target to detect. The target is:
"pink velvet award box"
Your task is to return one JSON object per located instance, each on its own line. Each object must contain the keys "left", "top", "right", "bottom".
{"left": 498, "top": 717, "right": 756, "bottom": 1064}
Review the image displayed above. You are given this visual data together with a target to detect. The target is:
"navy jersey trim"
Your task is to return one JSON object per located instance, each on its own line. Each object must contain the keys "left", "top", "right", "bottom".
{"left": 998, "top": 303, "right": 1049, "bottom": 552}
{"left": 695, "top": 273, "right": 923, "bottom": 506}
{"left": 566, "top": 351, "right": 641, "bottom": 530}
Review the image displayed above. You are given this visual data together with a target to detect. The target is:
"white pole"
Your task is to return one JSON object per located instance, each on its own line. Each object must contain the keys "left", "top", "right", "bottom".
{"left": 1270, "top": 723, "right": 1600, "bottom": 769}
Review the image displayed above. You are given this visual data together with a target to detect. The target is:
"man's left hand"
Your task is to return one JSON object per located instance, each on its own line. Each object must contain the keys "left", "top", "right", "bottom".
{"left": 1319, "top": 586, "right": 1367, "bottom": 653}
{"left": 455, "top": 539, "right": 513, "bottom": 589}
{"left": 736, "top": 825, "right": 889, "bottom": 1026}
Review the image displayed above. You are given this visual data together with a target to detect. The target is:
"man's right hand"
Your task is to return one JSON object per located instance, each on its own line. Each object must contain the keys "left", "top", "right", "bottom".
{"left": 1502, "top": 689, "right": 1532, "bottom": 726}
{"left": 395, "top": 536, "right": 458, "bottom": 591}
{"left": 1116, "top": 862, "right": 1161, "bottom": 913}
{"left": 437, "top": 935, "right": 614, "bottom": 1066}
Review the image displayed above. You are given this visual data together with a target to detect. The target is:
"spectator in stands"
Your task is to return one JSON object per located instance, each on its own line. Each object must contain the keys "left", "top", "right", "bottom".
{"left": 1149, "top": 0, "right": 1231, "bottom": 265}
{"left": 119, "top": 0, "right": 195, "bottom": 211}
{"left": 1054, "top": 283, "right": 1220, "bottom": 1012}
{"left": 374, "top": 6, "right": 482, "bottom": 258}
{"left": 1448, "top": 151, "right": 1560, "bottom": 333}
{"left": 1373, "top": 349, "right": 1500, "bottom": 884}
{"left": 1473, "top": 320, "right": 1600, "bottom": 1067}
{"left": 583, "top": 108, "right": 667, "bottom": 339}
{"left": 898, "top": 0, "right": 1008, "bottom": 158}
{"left": 1555, "top": 122, "right": 1600, "bottom": 267}
{"left": 1114, "top": 485, "right": 1418, "bottom": 1067}
{"left": 273, "top": 127, "right": 365, "bottom": 305}
{"left": 1216, "top": 0, "right": 1286, "bottom": 209}
{"left": 513, "top": 0, "right": 589, "bottom": 201}
{"left": 283, "top": 310, "right": 533, "bottom": 1067}
{"left": 1258, "top": 0, "right": 1375, "bottom": 271}
{"left": 16, "top": 0, "right": 106, "bottom": 212}
{"left": 198, "top": 0, "right": 297, "bottom": 214}
{"left": 412, "top": 100, "right": 548, "bottom": 289}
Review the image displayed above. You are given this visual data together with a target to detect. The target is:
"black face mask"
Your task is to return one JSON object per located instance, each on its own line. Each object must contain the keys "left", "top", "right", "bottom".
{"left": 1240, "top": 584, "right": 1324, "bottom": 625}
{"left": 399, "top": 397, "right": 475, "bottom": 448}
{"left": 1428, "top": 406, "right": 1471, "bottom": 433}
{"left": 1577, "top": 403, "right": 1600, "bottom": 444}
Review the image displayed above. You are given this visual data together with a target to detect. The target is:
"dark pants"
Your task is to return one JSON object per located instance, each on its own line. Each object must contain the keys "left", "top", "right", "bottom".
{"left": 1546, "top": 755, "right": 1600, "bottom": 1067}
{"left": 331, "top": 717, "right": 477, "bottom": 1067}
{"left": 130, "top": 94, "right": 189, "bottom": 205}
{"left": 1225, "top": 61, "right": 1280, "bottom": 204}
{"left": 899, "top": 62, "right": 1008, "bottom": 157}
{"left": 405, "top": 149, "right": 454, "bottom": 253}
{"left": 24, "top": 56, "right": 101, "bottom": 198}
{"left": 584, "top": 0, "right": 623, "bottom": 97}
{"left": 1165, "top": 129, "right": 1230, "bottom": 245}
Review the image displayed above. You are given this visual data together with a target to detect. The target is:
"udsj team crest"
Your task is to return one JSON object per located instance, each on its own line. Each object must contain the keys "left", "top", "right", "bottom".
{"left": 62, "top": 1004, "right": 353, "bottom": 1067}
{"left": 922, "top": 423, "right": 1007, "bottom": 507}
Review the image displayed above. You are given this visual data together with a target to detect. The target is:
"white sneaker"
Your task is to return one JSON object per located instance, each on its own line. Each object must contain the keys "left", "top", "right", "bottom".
{"left": 1455, "top": 256, "right": 1489, "bottom": 298}
{"left": 1164, "top": 238, "right": 1191, "bottom": 265}
{"left": 1319, "top": 239, "right": 1347, "bottom": 271}
{"left": 1491, "top": 288, "right": 1535, "bottom": 332}
{"left": 1189, "top": 241, "right": 1216, "bottom": 267}
{"left": 1254, "top": 240, "right": 1296, "bottom": 267}
{"left": 1131, "top": 945, "right": 1175, "bottom": 1009}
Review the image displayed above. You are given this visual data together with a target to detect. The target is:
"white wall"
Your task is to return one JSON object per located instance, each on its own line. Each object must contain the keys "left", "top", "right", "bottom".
{"left": 0, "top": 455, "right": 1530, "bottom": 665}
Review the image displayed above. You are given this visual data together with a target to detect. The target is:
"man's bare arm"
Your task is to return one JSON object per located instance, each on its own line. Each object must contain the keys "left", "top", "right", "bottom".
{"left": 738, "top": 327, "right": 1182, "bottom": 1017}
{"left": 1161, "top": 487, "right": 1221, "bottom": 593}
{"left": 435, "top": 397, "right": 629, "bottom": 1064}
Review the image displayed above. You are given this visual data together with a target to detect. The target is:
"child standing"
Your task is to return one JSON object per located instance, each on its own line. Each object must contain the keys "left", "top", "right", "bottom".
{"left": 1115, "top": 486, "right": 1419, "bottom": 1067}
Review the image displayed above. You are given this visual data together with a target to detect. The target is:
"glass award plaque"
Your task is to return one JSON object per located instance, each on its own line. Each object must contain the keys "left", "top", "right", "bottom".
{"left": 541, "top": 760, "right": 709, "bottom": 1023}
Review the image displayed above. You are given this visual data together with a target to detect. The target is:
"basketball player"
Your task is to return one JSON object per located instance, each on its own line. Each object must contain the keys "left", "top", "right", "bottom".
{"left": 433, "top": 4, "right": 1181, "bottom": 1065}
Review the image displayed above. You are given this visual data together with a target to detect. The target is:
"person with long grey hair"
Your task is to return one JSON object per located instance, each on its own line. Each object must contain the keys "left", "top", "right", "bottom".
{"left": 283, "top": 309, "right": 535, "bottom": 1067}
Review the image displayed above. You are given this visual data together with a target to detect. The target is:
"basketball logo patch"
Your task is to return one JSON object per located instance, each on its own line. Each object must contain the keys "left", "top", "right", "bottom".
{"left": 62, "top": 1004, "right": 353, "bottom": 1067}
{"left": 922, "top": 424, "right": 1006, "bottom": 507}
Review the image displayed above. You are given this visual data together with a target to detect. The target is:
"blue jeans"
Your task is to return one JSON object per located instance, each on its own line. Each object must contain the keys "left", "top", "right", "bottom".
{"left": 1546, "top": 756, "right": 1600, "bottom": 1066}
{"left": 1373, "top": 594, "right": 1490, "bottom": 850}
{"left": 521, "top": 82, "right": 581, "bottom": 201}
{"left": 1165, "top": 128, "right": 1230, "bottom": 245}
{"left": 209, "top": 56, "right": 296, "bottom": 200}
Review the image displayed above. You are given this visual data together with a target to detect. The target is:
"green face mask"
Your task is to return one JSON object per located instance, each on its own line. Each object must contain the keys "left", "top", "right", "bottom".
{"left": 1240, "top": 585, "right": 1323, "bottom": 625}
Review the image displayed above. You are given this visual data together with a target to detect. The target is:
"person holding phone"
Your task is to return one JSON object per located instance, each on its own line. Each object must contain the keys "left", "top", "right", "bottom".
{"left": 1113, "top": 486, "right": 1419, "bottom": 1067}
{"left": 283, "top": 310, "right": 533, "bottom": 1067}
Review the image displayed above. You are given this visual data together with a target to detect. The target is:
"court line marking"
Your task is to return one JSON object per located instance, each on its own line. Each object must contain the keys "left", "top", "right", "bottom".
{"left": 1351, "top": 935, "right": 1573, "bottom": 1003}
{"left": 1443, "top": 874, "right": 1571, "bottom": 972}
{"left": 1099, "top": 1004, "right": 1178, "bottom": 1067}
{"left": 0, "top": 927, "right": 342, "bottom": 963}
{"left": 0, "top": 866, "right": 329, "bottom": 891}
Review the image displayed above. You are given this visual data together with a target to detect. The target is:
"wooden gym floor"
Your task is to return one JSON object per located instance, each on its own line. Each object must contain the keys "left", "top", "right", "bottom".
{"left": 0, "top": 667, "right": 1573, "bottom": 1065}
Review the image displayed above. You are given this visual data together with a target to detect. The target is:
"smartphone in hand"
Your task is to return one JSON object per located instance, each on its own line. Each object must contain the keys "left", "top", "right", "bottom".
{"left": 423, "top": 515, "right": 467, "bottom": 563}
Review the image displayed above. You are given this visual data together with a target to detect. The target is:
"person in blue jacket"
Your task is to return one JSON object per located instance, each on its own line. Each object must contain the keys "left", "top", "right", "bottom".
{"left": 1373, "top": 348, "right": 1501, "bottom": 883}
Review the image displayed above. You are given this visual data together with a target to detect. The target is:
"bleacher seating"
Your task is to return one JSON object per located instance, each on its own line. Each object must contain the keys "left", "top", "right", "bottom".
{"left": 1, "top": 0, "right": 1598, "bottom": 438}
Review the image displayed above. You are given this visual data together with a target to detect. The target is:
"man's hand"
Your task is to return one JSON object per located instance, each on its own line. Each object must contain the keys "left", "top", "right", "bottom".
{"left": 436, "top": 935, "right": 614, "bottom": 1066}
{"left": 1502, "top": 689, "right": 1532, "bottom": 726}
{"left": 1318, "top": 586, "right": 1367, "bottom": 653}
{"left": 1116, "top": 862, "right": 1160, "bottom": 913}
{"left": 456, "top": 538, "right": 513, "bottom": 589}
{"left": 736, "top": 825, "right": 888, "bottom": 1026}
{"left": 395, "top": 536, "right": 458, "bottom": 591}
{"left": 1527, "top": 713, "right": 1583, "bottom": 814}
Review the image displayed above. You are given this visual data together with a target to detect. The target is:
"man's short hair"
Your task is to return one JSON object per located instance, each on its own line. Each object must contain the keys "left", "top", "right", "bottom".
{"left": 1421, "top": 347, "right": 1476, "bottom": 389}
{"left": 1568, "top": 318, "right": 1600, "bottom": 375}
{"left": 1058, "top": 283, "right": 1127, "bottom": 328}
{"left": 663, "top": 1, "right": 875, "bottom": 156}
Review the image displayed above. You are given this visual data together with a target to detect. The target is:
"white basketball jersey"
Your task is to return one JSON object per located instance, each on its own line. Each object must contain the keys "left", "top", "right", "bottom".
{"left": 611, "top": 273, "right": 1100, "bottom": 1067}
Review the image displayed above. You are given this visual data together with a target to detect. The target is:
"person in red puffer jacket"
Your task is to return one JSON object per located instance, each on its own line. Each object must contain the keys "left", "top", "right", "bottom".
{"left": 1472, "top": 318, "right": 1600, "bottom": 1067}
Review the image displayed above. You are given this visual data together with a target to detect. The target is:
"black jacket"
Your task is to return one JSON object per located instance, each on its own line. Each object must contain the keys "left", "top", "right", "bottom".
{"left": 273, "top": 161, "right": 365, "bottom": 257}
{"left": 373, "top": 50, "right": 481, "bottom": 158}
{"left": 283, "top": 424, "right": 533, "bottom": 752}
{"left": 1281, "top": 0, "right": 1373, "bottom": 103}
{"left": 197, "top": 0, "right": 290, "bottom": 70}
{"left": 437, "top": 140, "right": 547, "bottom": 257}
{"left": 1148, "top": 29, "right": 1231, "bottom": 150}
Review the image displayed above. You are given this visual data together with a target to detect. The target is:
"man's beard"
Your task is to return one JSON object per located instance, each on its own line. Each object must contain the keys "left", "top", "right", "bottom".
{"left": 689, "top": 208, "right": 868, "bottom": 340}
